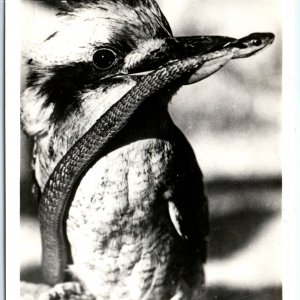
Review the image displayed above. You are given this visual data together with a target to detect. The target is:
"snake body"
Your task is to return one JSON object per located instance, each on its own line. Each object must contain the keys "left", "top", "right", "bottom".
{"left": 38, "top": 33, "right": 274, "bottom": 285}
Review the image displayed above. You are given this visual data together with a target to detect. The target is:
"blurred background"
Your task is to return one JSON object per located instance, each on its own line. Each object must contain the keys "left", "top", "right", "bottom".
{"left": 20, "top": 0, "right": 282, "bottom": 299}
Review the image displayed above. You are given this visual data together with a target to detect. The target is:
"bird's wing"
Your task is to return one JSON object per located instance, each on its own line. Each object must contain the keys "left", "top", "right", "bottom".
{"left": 168, "top": 127, "right": 209, "bottom": 262}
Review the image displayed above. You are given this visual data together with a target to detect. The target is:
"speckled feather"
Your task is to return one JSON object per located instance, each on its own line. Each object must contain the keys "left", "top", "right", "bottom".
{"left": 67, "top": 133, "right": 207, "bottom": 299}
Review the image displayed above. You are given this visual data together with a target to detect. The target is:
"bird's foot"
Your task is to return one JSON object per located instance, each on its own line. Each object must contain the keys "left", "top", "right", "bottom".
{"left": 38, "top": 282, "right": 96, "bottom": 300}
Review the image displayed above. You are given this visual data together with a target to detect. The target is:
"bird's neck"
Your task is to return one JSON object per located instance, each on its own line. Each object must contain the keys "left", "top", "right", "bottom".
{"left": 114, "top": 96, "right": 175, "bottom": 143}
{"left": 33, "top": 94, "right": 176, "bottom": 190}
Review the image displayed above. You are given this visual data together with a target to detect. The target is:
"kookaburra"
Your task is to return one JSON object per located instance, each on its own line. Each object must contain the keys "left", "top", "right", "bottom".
{"left": 21, "top": 0, "right": 274, "bottom": 299}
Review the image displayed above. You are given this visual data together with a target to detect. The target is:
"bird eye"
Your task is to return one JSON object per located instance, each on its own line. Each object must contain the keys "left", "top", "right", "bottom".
{"left": 92, "top": 48, "right": 117, "bottom": 70}
{"left": 251, "top": 38, "right": 262, "bottom": 46}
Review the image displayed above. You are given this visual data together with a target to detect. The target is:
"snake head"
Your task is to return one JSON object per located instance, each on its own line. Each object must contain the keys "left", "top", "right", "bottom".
{"left": 228, "top": 32, "right": 275, "bottom": 58}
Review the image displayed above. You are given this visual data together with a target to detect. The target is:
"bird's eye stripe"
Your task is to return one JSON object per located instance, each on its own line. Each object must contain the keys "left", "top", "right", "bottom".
{"left": 92, "top": 48, "right": 117, "bottom": 70}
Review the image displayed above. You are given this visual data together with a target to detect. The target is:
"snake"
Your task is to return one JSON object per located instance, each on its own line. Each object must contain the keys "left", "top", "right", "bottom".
{"left": 38, "top": 32, "right": 275, "bottom": 285}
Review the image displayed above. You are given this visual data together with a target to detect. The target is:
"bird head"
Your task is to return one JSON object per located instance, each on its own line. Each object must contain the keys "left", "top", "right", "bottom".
{"left": 21, "top": 0, "right": 239, "bottom": 137}
{"left": 21, "top": 0, "right": 274, "bottom": 184}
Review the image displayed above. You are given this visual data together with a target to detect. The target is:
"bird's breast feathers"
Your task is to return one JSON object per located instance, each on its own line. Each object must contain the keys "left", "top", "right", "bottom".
{"left": 65, "top": 138, "right": 188, "bottom": 298}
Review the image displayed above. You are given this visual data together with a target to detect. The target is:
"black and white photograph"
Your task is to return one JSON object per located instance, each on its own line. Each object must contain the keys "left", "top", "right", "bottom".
{"left": 6, "top": 0, "right": 287, "bottom": 299}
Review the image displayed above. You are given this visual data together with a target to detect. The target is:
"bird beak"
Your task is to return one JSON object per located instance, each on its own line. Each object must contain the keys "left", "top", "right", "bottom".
{"left": 125, "top": 35, "right": 236, "bottom": 85}
{"left": 125, "top": 33, "right": 274, "bottom": 85}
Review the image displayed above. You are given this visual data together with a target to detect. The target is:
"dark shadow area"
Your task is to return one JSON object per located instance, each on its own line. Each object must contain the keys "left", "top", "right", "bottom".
{"left": 205, "top": 177, "right": 281, "bottom": 218}
{"left": 208, "top": 209, "right": 276, "bottom": 259}
{"left": 204, "top": 177, "right": 281, "bottom": 258}
{"left": 20, "top": 133, "right": 38, "bottom": 216}
{"left": 20, "top": 175, "right": 39, "bottom": 216}
{"left": 205, "top": 177, "right": 281, "bottom": 194}
{"left": 21, "top": 265, "right": 43, "bottom": 284}
{"left": 207, "top": 285, "right": 282, "bottom": 300}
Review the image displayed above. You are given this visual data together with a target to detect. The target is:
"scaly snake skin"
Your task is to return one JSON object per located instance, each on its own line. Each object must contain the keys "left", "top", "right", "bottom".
{"left": 38, "top": 33, "right": 274, "bottom": 285}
